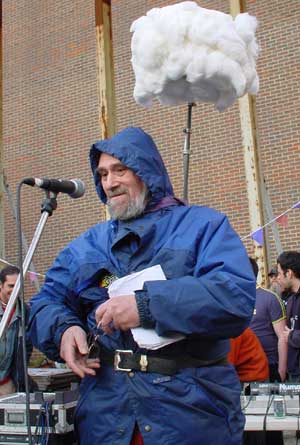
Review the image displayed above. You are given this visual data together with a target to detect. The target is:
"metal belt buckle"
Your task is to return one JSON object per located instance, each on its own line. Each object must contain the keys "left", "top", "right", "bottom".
{"left": 114, "top": 349, "right": 133, "bottom": 372}
{"left": 139, "top": 354, "right": 148, "bottom": 372}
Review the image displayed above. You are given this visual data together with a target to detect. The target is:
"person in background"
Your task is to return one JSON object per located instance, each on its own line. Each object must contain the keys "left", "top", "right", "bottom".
{"left": 0, "top": 265, "right": 32, "bottom": 395}
{"left": 277, "top": 251, "right": 300, "bottom": 382}
{"left": 249, "top": 258, "right": 286, "bottom": 445}
{"left": 228, "top": 327, "right": 269, "bottom": 383}
{"left": 277, "top": 251, "right": 300, "bottom": 440}
{"left": 249, "top": 258, "right": 287, "bottom": 383}
{"left": 228, "top": 327, "right": 269, "bottom": 445}
{"left": 28, "top": 127, "right": 255, "bottom": 445}
{"left": 268, "top": 265, "right": 292, "bottom": 305}
{"left": 268, "top": 266, "right": 281, "bottom": 297}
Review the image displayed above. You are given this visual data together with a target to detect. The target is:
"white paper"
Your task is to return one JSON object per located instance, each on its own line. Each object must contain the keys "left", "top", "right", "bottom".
{"left": 108, "top": 265, "right": 185, "bottom": 350}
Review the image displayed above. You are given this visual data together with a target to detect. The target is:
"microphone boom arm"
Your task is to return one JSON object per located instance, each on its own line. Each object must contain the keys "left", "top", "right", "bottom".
{"left": 0, "top": 194, "right": 57, "bottom": 340}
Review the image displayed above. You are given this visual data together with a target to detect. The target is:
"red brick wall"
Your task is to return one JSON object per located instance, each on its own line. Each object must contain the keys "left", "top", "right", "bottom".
{"left": 2, "top": 0, "right": 105, "bottom": 281}
{"left": 247, "top": 0, "right": 300, "bottom": 259}
{"left": 2, "top": 0, "right": 300, "bottom": 282}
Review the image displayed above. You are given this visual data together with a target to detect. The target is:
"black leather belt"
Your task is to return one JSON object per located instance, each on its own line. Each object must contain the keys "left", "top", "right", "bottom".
{"left": 98, "top": 347, "right": 228, "bottom": 375}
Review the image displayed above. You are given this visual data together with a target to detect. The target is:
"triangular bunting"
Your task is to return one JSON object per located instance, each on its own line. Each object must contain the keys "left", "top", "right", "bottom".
{"left": 27, "top": 271, "right": 38, "bottom": 283}
{"left": 242, "top": 199, "right": 300, "bottom": 243}
{"left": 251, "top": 228, "right": 264, "bottom": 246}
{"left": 276, "top": 214, "right": 289, "bottom": 228}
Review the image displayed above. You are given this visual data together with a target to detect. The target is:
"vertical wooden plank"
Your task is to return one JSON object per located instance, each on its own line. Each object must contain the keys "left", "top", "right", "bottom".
{"left": 229, "top": 0, "right": 268, "bottom": 285}
{"left": 95, "top": 0, "right": 116, "bottom": 139}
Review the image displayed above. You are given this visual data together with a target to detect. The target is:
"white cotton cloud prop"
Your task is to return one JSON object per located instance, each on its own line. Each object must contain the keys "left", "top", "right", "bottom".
{"left": 130, "top": 1, "right": 259, "bottom": 111}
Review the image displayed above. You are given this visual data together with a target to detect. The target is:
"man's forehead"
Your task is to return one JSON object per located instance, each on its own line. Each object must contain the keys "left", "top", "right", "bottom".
{"left": 98, "top": 152, "right": 123, "bottom": 168}
{"left": 6, "top": 273, "right": 18, "bottom": 280}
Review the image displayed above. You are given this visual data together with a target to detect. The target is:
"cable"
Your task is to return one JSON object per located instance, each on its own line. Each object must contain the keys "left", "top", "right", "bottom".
{"left": 16, "top": 180, "right": 33, "bottom": 444}
{"left": 262, "top": 393, "right": 274, "bottom": 441}
{"left": 32, "top": 400, "right": 53, "bottom": 445}
{"left": 241, "top": 394, "right": 253, "bottom": 411}
{"left": 33, "top": 404, "right": 44, "bottom": 444}
{"left": 297, "top": 395, "right": 300, "bottom": 445}
{"left": 44, "top": 400, "right": 51, "bottom": 445}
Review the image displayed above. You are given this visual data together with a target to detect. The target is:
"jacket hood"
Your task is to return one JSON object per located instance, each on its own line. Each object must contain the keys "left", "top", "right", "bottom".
{"left": 90, "top": 127, "right": 174, "bottom": 205}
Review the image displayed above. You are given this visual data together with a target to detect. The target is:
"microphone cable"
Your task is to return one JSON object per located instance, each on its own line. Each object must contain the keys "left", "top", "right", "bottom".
{"left": 33, "top": 399, "right": 53, "bottom": 444}
{"left": 16, "top": 179, "right": 34, "bottom": 445}
{"left": 262, "top": 393, "right": 273, "bottom": 441}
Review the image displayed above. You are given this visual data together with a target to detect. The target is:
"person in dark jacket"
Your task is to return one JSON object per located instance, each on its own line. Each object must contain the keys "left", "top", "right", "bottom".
{"left": 28, "top": 127, "right": 256, "bottom": 445}
{"left": 0, "top": 265, "right": 32, "bottom": 395}
{"left": 277, "top": 251, "right": 300, "bottom": 381}
{"left": 248, "top": 258, "right": 286, "bottom": 445}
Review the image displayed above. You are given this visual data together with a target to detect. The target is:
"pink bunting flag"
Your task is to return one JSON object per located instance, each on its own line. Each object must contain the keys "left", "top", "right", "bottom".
{"left": 28, "top": 271, "right": 38, "bottom": 283}
{"left": 276, "top": 214, "right": 289, "bottom": 228}
{"left": 251, "top": 228, "right": 264, "bottom": 246}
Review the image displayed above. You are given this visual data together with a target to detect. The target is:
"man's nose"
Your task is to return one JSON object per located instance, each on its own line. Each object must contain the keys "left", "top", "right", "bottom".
{"left": 105, "top": 172, "right": 120, "bottom": 190}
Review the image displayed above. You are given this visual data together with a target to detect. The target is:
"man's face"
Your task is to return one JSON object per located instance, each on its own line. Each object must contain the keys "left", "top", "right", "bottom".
{"left": 97, "top": 153, "right": 148, "bottom": 220}
{"left": 269, "top": 274, "right": 278, "bottom": 285}
{"left": 277, "top": 263, "right": 292, "bottom": 292}
{"left": 0, "top": 274, "right": 18, "bottom": 305}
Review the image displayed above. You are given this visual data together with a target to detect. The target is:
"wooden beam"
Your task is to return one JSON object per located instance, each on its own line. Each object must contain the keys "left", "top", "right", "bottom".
{"left": 229, "top": 0, "right": 269, "bottom": 285}
{"left": 95, "top": 0, "right": 116, "bottom": 139}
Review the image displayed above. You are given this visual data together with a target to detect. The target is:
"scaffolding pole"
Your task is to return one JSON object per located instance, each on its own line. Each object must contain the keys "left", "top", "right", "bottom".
{"left": 230, "top": 0, "right": 268, "bottom": 285}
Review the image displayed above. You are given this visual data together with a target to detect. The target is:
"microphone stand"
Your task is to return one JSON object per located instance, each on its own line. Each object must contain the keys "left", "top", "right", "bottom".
{"left": 183, "top": 102, "right": 195, "bottom": 202}
{"left": 0, "top": 192, "right": 57, "bottom": 339}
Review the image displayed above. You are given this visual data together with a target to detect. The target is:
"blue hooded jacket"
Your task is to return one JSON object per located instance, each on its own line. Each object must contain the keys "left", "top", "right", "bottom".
{"left": 29, "top": 127, "right": 255, "bottom": 445}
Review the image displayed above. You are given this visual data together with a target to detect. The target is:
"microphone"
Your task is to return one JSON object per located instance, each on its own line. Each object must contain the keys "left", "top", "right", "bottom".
{"left": 23, "top": 177, "right": 85, "bottom": 199}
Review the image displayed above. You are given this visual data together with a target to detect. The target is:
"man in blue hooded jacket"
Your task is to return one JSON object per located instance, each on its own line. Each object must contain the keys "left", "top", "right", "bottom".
{"left": 29, "top": 127, "right": 255, "bottom": 445}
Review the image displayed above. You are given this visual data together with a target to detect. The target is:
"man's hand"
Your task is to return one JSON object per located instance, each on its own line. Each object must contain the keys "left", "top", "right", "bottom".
{"left": 278, "top": 366, "right": 287, "bottom": 383}
{"left": 95, "top": 295, "right": 140, "bottom": 334}
{"left": 283, "top": 325, "right": 291, "bottom": 343}
{"left": 60, "top": 326, "right": 100, "bottom": 378}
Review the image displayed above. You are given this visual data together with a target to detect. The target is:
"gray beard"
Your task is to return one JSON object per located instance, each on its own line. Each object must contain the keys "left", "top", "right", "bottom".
{"left": 107, "top": 185, "right": 149, "bottom": 221}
